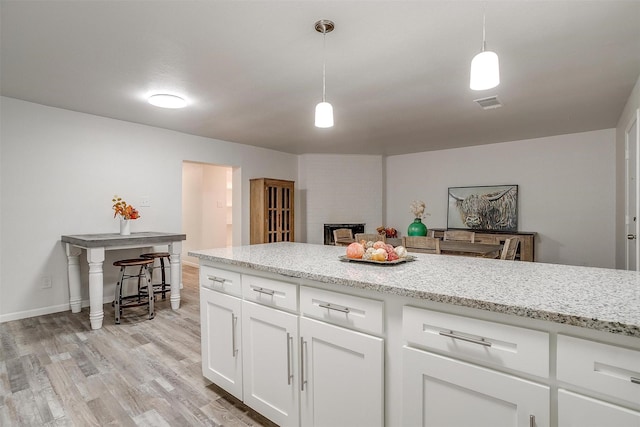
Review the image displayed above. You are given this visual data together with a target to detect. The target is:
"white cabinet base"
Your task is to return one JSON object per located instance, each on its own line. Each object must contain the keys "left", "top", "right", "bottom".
{"left": 242, "top": 301, "right": 299, "bottom": 427}
{"left": 300, "top": 317, "right": 384, "bottom": 427}
{"left": 558, "top": 389, "right": 640, "bottom": 427}
{"left": 200, "top": 287, "right": 243, "bottom": 400}
{"left": 402, "top": 347, "right": 549, "bottom": 427}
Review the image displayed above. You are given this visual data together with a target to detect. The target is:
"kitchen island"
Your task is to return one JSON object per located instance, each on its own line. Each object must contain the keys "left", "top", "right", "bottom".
{"left": 190, "top": 242, "right": 640, "bottom": 427}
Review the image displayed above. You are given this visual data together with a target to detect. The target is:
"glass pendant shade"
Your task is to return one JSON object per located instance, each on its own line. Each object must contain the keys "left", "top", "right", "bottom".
{"left": 315, "top": 101, "right": 334, "bottom": 128}
{"left": 470, "top": 50, "right": 500, "bottom": 90}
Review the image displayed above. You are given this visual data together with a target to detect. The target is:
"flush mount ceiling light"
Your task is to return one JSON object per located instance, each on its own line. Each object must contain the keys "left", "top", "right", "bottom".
{"left": 470, "top": 8, "right": 500, "bottom": 91}
{"left": 314, "top": 19, "right": 334, "bottom": 128}
{"left": 147, "top": 94, "right": 187, "bottom": 109}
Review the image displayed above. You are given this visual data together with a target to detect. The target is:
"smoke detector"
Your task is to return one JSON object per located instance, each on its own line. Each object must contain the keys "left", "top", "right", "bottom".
{"left": 474, "top": 96, "right": 502, "bottom": 110}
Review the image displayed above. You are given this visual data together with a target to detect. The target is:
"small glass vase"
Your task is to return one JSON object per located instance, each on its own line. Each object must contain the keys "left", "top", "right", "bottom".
{"left": 407, "top": 218, "right": 427, "bottom": 236}
{"left": 119, "top": 219, "right": 131, "bottom": 236}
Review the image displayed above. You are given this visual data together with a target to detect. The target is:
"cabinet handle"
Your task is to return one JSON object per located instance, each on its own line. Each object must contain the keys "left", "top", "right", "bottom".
{"left": 253, "top": 286, "right": 275, "bottom": 296}
{"left": 286, "top": 333, "right": 293, "bottom": 385}
{"left": 631, "top": 376, "right": 640, "bottom": 385}
{"left": 318, "top": 302, "right": 350, "bottom": 314}
{"left": 207, "top": 275, "right": 226, "bottom": 285}
{"left": 438, "top": 330, "right": 492, "bottom": 347}
{"left": 231, "top": 313, "right": 238, "bottom": 357}
{"left": 300, "top": 337, "right": 307, "bottom": 391}
{"left": 529, "top": 414, "right": 535, "bottom": 427}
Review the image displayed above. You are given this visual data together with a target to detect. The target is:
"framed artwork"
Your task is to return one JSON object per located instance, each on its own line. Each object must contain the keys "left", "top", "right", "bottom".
{"left": 447, "top": 185, "right": 518, "bottom": 232}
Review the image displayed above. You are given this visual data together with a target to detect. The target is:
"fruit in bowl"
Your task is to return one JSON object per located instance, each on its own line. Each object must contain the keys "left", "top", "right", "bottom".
{"left": 371, "top": 248, "right": 388, "bottom": 261}
{"left": 346, "top": 242, "right": 365, "bottom": 259}
{"left": 345, "top": 241, "right": 408, "bottom": 262}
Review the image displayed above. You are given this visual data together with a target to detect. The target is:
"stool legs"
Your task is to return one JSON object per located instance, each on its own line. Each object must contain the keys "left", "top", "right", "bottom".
{"left": 145, "top": 255, "right": 170, "bottom": 300}
{"left": 159, "top": 256, "right": 168, "bottom": 299}
{"left": 145, "top": 265, "right": 155, "bottom": 320}
{"left": 115, "top": 263, "right": 154, "bottom": 324}
{"left": 115, "top": 267, "right": 124, "bottom": 324}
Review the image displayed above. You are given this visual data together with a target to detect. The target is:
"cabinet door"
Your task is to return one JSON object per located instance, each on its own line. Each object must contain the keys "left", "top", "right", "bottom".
{"left": 242, "top": 301, "right": 299, "bottom": 427}
{"left": 200, "top": 287, "right": 242, "bottom": 399}
{"left": 299, "top": 317, "right": 384, "bottom": 427}
{"left": 558, "top": 389, "right": 640, "bottom": 427}
{"left": 403, "top": 347, "right": 549, "bottom": 427}
{"left": 266, "top": 182, "right": 294, "bottom": 243}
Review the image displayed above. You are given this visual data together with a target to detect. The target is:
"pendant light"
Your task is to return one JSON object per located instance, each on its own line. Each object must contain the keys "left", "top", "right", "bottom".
{"left": 470, "top": 8, "right": 499, "bottom": 91}
{"left": 314, "top": 19, "right": 334, "bottom": 128}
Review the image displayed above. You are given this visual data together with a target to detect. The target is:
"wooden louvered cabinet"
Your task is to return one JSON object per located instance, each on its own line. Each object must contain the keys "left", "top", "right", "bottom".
{"left": 250, "top": 178, "right": 295, "bottom": 244}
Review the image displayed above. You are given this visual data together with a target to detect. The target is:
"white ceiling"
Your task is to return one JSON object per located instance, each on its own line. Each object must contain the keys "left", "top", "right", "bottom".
{"left": 2, "top": 1, "right": 639, "bottom": 155}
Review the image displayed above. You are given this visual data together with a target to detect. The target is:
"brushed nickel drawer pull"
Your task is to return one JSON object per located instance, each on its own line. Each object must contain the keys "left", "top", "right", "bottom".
{"left": 253, "top": 287, "right": 275, "bottom": 296}
{"left": 318, "top": 303, "right": 350, "bottom": 313}
{"left": 300, "top": 337, "right": 307, "bottom": 391}
{"left": 231, "top": 313, "right": 238, "bottom": 357}
{"left": 286, "top": 333, "right": 293, "bottom": 385}
{"left": 439, "top": 330, "right": 492, "bottom": 347}
{"left": 631, "top": 376, "right": 640, "bottom": 385}
{"left": 207, "top": 275, "right": 226, "bottom": 284}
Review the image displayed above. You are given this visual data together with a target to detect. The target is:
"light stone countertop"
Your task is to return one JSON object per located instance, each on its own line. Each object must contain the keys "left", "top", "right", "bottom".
{"left": 189, "top": 242, "right": 640, "bottom": 338}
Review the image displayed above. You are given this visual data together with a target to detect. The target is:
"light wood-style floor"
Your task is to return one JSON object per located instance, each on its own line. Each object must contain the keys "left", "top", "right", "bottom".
{"left": 0, "top": 265, "right": 277, "bottom": 427}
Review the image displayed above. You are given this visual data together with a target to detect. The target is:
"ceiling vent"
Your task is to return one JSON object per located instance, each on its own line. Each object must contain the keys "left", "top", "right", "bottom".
{"left": 474, "top": 96, "right": 502, "bottom": 110}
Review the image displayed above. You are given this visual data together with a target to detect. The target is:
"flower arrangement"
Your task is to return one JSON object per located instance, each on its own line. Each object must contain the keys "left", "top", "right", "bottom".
{"left": 112, "top": 195, "right": 140, "bottom": 220}
{"left": 376, "top": 226, "right": 398, "bottom": 238}
{"left": 409, "top": 200, "right": 427, "bottom": 219}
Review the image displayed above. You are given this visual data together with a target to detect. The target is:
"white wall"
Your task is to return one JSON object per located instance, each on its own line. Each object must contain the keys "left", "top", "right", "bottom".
{"left": 0, "top": 97, "right": 297, "bottom": 322}
{"left": 616, "top": 75, "right": 640, "bottom": 269}
{"left": 298, "top": 154, "right": 383, "bottom": 244}
{"left": 182, "top": 162, "right": 231, "bottom": 267}
{"left": 386, "top": 129, "right": 616, "bottom": 268}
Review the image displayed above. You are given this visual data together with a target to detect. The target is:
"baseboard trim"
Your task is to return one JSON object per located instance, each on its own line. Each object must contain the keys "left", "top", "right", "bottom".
{"left": 0, "top": 297, "right": 114, "bottom": 323}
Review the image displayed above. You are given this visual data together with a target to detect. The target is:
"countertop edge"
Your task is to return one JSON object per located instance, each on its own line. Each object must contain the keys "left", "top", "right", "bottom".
{"left": 189, "top": 251, "right": 640, "bottom": 338}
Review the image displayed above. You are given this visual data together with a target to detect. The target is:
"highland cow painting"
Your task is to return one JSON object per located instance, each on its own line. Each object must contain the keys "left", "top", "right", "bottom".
{"left": 447, "top": 185, "right": 518, "bottom": 232}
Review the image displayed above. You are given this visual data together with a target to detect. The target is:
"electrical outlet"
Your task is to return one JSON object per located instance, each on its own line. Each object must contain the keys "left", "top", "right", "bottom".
{"left": 42, "top": 276, "right": 52, "bottom": 289}
{"left": 140, "top": 196, "right": 150, "bottom": 207}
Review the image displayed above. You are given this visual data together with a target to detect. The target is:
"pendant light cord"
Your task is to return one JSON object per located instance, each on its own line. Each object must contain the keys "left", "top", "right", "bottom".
{"left": 322, "top": 27, "right": 327, "bottom": 102}
{"left": 482, "top": 4, "right": 487, "bottom": 52}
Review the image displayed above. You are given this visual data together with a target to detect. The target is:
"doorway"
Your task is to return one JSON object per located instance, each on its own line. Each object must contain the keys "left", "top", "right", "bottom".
{"left": 182, "top": 161, "right": 233, "bottom": 267}
{"left": 625, "top": 109, "right": 640, "bottom": 271}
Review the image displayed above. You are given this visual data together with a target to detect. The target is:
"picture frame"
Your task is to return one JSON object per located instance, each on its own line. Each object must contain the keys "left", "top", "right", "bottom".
{"left": 447, "top": 185, "right": 518, "bottom": 232}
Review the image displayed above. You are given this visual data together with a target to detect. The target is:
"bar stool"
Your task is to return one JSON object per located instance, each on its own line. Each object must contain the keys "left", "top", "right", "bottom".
{"left": 113, "top": 258, "right": 155, "bottom": 324}
{"left": 140, "top": 252, "right": 171, "bottom": 300}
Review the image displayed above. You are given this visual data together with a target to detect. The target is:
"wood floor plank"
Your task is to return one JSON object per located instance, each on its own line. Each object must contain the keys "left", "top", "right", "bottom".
{"left": 0, "top": 265, "right": 277, "bottom": 427}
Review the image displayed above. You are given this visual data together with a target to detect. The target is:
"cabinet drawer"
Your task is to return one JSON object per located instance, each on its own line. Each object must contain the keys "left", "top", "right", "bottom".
{"left": 403, "top": 306, "right": 549, "bottom": 377}
{"left": 300, "top": 287, "right": 384, "bottom": 335}
{"left": 557, "top": 334, "right": 640, "bottom": 404}
{"left": 200, "top": 265, "right": 242, "bottom": 297}
{"left": 242, "top": 275, "right": 298, "bottom": 311}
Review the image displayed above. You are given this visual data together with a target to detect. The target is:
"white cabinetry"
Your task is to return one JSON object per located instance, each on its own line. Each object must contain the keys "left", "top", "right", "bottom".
{"left": 240, "top": 275, "right": 300, "bottom": 427}
{"left": 242, "top": 300, "right": 299, "bottom": 427}
{"left": 558, "top": 389, "right": 640, "bottom": 426}
{"left": 299, "top": 286, "right": 384, "bottom": 427}
{"left": 200, "top": 286, "right": 243, "bottom": 399}
{"left": 402, "top": 306, "right": 550, "bottom": 427}
{"left": 557, "top": 334, "right": 640, "bottom": 426}
{"left": 199, "top": 267, "right": 385, "bottom": 427}
{"left": 403, "top": 348, "right": 549, "bottom": 427}
{"left": 299, "top": 317, "right": 383, "bottom": 427}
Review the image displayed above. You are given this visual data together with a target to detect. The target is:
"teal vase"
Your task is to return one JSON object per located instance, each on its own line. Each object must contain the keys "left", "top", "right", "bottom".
{"left": 407, "top": 218, "right": 427, "bottom": 236}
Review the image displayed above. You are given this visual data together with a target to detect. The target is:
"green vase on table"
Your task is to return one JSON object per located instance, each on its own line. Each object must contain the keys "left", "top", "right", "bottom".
{"left": 407, "top": 218, "right": 427, "bottom": 236}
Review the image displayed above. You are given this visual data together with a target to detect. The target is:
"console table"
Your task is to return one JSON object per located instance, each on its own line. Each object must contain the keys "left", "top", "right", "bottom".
{"left": 61, "top": 232, "right": 186, "bottom": 329}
